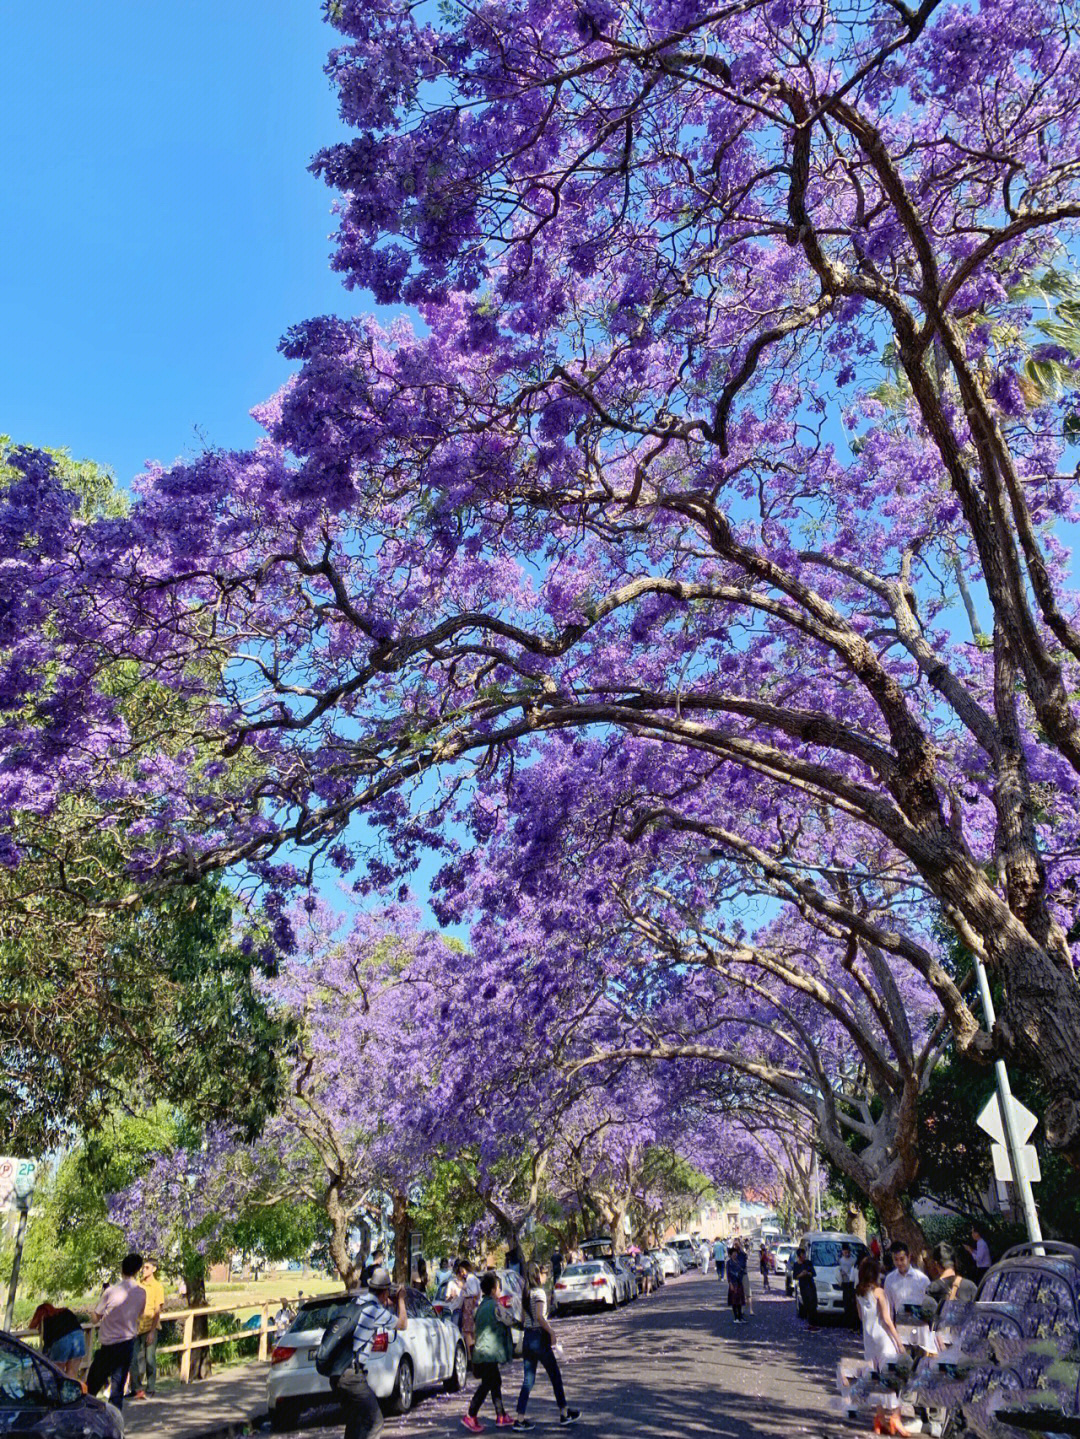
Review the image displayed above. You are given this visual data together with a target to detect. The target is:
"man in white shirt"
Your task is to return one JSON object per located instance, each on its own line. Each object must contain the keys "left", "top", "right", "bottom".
{"left": 87, "top": 1253, "right": 147, "bottom": 1411}
{"left": 884, "top": 1242, "right": 933, "bottom": 1355}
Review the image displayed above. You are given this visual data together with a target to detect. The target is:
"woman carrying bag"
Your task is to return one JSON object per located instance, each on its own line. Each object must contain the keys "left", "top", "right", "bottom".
{"left": 462, "top": 1273, "right": 515, "bottom": 1432}
{"left": 514, "top": 1261, "right": 580, "bottom": 1430}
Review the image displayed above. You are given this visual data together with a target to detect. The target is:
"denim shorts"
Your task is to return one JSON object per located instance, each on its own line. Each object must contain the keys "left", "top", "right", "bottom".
{"left": 49, "top": 1330, "right": 86, "bottom": 1363}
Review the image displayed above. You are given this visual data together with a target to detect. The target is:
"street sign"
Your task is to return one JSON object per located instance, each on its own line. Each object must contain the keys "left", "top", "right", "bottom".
{"left": 0, "top": 1158, "right": 36, "bottom": 1212}
{"left": 991, "top": 1142, "right": 1041, "bottom": 1185}
{"left": 976, "top": 1094, "right": 1038, "bottom": 1148}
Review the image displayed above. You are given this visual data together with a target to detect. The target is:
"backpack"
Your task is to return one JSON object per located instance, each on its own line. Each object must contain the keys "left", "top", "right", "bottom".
{"left": 315, "top": 1306, "right": 360, "bottom": 1378}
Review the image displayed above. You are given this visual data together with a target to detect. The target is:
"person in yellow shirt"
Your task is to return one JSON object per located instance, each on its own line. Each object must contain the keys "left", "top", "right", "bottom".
{"left": 128, "top": 1259, "right": 166, "bottom": 1398}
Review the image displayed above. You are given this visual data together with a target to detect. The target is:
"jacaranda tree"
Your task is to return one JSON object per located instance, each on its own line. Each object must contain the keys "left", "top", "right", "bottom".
{"left": 5, "top": 1, "right": 1080, "bottom": 1157}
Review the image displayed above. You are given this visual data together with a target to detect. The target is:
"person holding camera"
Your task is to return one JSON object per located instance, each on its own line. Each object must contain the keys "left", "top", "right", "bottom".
{"left": 338, "top": 1268, "right": 408, "bottom": 1439}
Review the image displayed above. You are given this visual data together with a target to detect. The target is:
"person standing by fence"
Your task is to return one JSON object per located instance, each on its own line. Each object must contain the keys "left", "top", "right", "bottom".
{"left": 87, "top": 1253, "right": 146, "bottom": 1412}
{"left": 128, "top": 1259, "right": 165, "bottom": 1399}
{"left": 28, "top": 1304, "right": 86, "bottom": 1379}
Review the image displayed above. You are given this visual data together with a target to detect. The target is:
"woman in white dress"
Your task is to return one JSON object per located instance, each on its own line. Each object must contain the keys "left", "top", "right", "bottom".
{"left": 856, "top": 1257, "right": 910, "bottom": 1436}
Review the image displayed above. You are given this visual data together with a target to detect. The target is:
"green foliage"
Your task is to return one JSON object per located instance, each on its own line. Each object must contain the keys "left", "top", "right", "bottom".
{"left": 2, "top": 1107, "right": 179, "bottom": 1301}
{"left": 908, "top": 1051, "right": 1080, "bottom": 1242}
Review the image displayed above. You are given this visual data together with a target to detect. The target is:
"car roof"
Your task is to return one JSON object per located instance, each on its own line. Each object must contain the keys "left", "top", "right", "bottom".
{"left": 801, "top": 1232, "right": 862, "bottom": 1243}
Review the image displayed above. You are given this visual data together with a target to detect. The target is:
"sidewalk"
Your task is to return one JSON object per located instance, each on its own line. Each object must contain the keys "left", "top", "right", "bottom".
{"left": 122, "top": 1365, "right": 268, "bottom": 1439}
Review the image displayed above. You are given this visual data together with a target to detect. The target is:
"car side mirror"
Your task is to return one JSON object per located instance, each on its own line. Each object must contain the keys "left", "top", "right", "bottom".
{"left": 59, "top": 1379, "right": 84, "bottom": 1405}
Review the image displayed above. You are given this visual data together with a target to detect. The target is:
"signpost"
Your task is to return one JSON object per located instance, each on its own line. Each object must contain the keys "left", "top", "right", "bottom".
{"left": 1, "top": 1157, "right": 37, "bottom": 1329}
{"left": 970, "top": 955, "right": 1043, "bottom": 1248}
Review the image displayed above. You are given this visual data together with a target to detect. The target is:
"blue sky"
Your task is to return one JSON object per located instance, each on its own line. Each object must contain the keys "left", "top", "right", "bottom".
{"left": 4, "top": 1, "right": 349, "bottom": 486}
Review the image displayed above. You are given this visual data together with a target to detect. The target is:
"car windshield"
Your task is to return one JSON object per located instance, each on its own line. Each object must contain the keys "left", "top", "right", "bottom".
{"left": 563, "top": 1264, "right": 602, "bottom": 1277}
{"left": 809, "top": 1241, "right": 866, "bottom": 1268}
{"left": 288, "top": 1299, "right": 354, "bottom": 1334}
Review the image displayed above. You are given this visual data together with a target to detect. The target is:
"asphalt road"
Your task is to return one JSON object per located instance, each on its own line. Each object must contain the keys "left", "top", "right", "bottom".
{"left": 353, "top": 1268, "right": 855, "bottom": 1439}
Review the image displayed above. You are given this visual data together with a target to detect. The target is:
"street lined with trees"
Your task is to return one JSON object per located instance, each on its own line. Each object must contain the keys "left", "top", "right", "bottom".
{"left": 4, "top": 4, "right": 1080, "bottom": 1433}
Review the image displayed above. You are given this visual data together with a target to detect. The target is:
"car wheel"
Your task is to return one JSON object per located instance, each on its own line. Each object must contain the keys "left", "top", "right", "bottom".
{"left": 444, "top": 1342, "right": 467, "bottom": 1393}
{"left": 606, "top": 1291, "right": 616, "bottom": 1310}
{"left": 269, "top": 1401, "right": 301, "bottom": 1432}
{"left": 391, "top": 1355, "right": 414, "bottom": 1415}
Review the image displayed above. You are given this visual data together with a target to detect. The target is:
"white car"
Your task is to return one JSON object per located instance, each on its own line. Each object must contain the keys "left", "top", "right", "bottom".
{"left": 774, "top": 1243, "right": 796, "bottom": 1277}
{"left": 650, "top": 1247, "right": 680, "bottom": 1277}
{"left": 552, "top": 1261, "right": 619, "bottom": 1312}
{"left": 612, "top": 1256, "right": 639, "bottom": 1300}
{"left": 795, "top": 1233, "right": 869, "bottom": 1318}
{"left": 267, "top": 1289, "right": 467, "bottom": 1428}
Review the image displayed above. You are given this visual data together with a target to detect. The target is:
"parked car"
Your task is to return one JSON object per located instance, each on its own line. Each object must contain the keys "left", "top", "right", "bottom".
{"left": 606, "top": 1258, "right": 635, "bottom": 1305}
{"left": 0, "top": 1331, "right": 122, "bottom": 1439}
{"left": 664, "top": 1245, "right": 690, "bottom": 1274}
{"left": 669, "top": 1237, "right": 699, "bottom": 1269}
{"left": 913, "top": 1241, "right": 1080, "bottom": 1439}
{"left": 795, "top": 1233, "right": 869, "bottom": 1319}
{"left": 552, "top": 1261, "right": 619, "bottom": 1313}
{"left": 266, "top": 1288, "right": 467, "bottom": 1428}
{"left": 613, "top": 1256, "right": 641, "bottom": 1297}
{"left": 773, "top": 1243, "right": 797, "bottom": 1277}
{"left": 651, "top": 1247, "right": 680, "bottom": 1278}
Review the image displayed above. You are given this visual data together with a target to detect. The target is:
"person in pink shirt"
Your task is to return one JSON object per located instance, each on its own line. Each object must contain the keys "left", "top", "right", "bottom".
{"left": 87, "top": 1253, "right": 146, "bottom": 1411}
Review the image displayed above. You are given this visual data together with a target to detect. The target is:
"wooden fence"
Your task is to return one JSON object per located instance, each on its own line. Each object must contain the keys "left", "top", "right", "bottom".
{"left": 17, "top": 1298, "right": 286, "bottom": 1383}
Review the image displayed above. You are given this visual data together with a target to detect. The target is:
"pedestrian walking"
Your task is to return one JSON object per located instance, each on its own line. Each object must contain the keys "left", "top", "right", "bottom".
{"left": 855, "top": 1257, "right": 909, "bottom": 1437}
{"left": 839, "top": 1243, "right": 858, "bottom": 1330}
{"left": 513, "top": 1260, "right": 579, "bottom": 1431}
{"left": 759, "top": 1243, "right": 771, "bottom": 1291}
{"left": 922, "top": 1243, "right": 977, "bottom": 1350}
{"left": 551, "top": 1249, "right": 563, "bottom": 1284}
{"left": 964, "top": 1224, "right": 992, "bottom": 1284}
{"left": 436, "top": 1256, "right": 454, "bottom": 1292}
{"left": 726, "top": 1240, "right": 748, "bottom": 1323}
{"left": 28, "top": 1303, "right": 86, "bottom": 1379}
{"left": 505, "top": 1244, "right": 525, "bottom": 1279}
{"left": 336, "top": 1267, "right": 408, "bottom": 1439}
{"left": 462, "top": 1272, "right": 516, "bottom": 1432}
{"left": 86, "top": 1253, "right": 146, "bottom": 1412}
{"left": 457, "top": 1260, "right": 481, "bottom": 1366}
{"left": 883, "top": 1242, "right": 933, "bottom": 1358}
{"left": 712, "top": 1235, "right": 727, "bottom": 1284}
{"left": 128, "top": 1258, "right": 165, "bottom": 1398}
{"left": 699, "top": 1241, "right": 710, "bottom": 1274}
{"left": 791, "top": 1245, "right": 819, "bottom": 1331}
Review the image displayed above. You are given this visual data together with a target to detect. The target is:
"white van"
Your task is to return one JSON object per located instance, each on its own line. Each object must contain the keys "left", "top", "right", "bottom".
{"left": 796, "top": 1232, "right": 868, "bottom": 1317}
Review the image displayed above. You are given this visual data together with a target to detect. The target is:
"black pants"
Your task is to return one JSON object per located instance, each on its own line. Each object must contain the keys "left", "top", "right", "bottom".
{"left": 799, "top": 1282, "right": 818, "bottom": 1327}
{"left": 517, "top": 1331, "right": 566, "bottom": 1416}
{"left": 334, "top": 1366, "right": 383, "bottom": 1439}
{"left": 86, "top": 1338, "right": 134, "bottom": 1411}
{"left": 842, "top": 1281, "right": 857, "bottom": 1329}
{"left": 761, "top": 1266, "right": 770, "bottom": 1289}
{"left": 469, "top": 1361, "right": 505, "bottom": 1417}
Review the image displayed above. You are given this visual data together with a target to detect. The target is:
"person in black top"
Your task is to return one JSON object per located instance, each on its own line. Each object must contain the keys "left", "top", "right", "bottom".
{"left": 791, "top": 1247, "right": 819, "bottom": 1331}
{"left": 29, "top": 1303, "right": 86, "bottom": 1378}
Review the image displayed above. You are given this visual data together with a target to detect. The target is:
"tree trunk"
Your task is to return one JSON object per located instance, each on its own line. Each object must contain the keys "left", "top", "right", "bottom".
{"left": 326, "top": 1180, "right": 359, "bottom": 1287}
{"left": 391, "top": 1192, "right": 409, "bottom": 1285}
{"left": 184, "top": 1267, "right": 212, "bottom": 1381}
{"left": 873, "top": 1194, "right": 930, "bottom": 1269}
{"left": 846, "top": 1203, "right": 868, "bottom": 1241}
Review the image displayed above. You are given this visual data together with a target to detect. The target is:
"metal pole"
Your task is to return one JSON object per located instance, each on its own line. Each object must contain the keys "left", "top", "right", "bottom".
{"left": 972, "top": 953, "right": 1043, "bottom": 1249}
{"left": 4, "top": 1207, "right": 28, "bottom": 1329}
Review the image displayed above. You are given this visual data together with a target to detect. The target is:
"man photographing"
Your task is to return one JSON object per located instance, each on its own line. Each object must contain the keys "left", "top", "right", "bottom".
{"left": 337, "top": 1268, "right": 408, "bottom": 1439}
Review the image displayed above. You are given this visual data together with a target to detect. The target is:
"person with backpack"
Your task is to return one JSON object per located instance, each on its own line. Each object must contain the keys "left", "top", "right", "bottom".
{"left": 316, "top": 1268, "right": 407, "bottom": 1439}
{"left": 462, "top": 1273, "right": 516, "bottom": 1432}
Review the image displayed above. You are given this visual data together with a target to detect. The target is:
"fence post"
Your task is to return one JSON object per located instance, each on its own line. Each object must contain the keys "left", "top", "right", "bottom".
{"left": 179, "top": 1311, "right": 195, "bottom": 1384}
{"left": 258, "top": 1304, "right": 269, "bottom": 1363}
